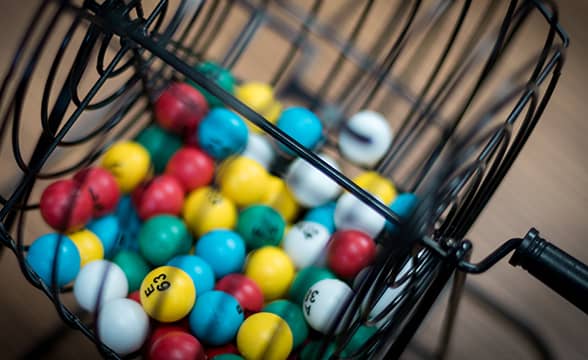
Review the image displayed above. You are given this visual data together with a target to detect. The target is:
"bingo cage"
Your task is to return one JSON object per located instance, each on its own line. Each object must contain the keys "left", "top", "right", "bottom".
{"left": 0, "top": 0, "right": 586, "bottom": 359}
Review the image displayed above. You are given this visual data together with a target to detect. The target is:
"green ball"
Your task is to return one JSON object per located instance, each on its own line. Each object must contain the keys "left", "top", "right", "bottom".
{"left": 236, "top": 205, "right": 285, "bottom": 250}
{"left": 138, "top": 215, "right": 192, "bottom": 266}
{"left": 263, "top": 300, "right": 309, "bottom": 349}
{"left": 300, "top": 341, "right": 336, "bottom": 360}
{"left": 188, "top": 61, "right": 235, "bottom": 108}
{"left": 135, "top": 124, "right": 182, "bottom": 173}
{"left": 112, "top": 250, "right": 151, "bottom": 292}
{"left": 212, "top": 355, "right": 243, "bottom": 360}
{"left": 288, "top": 267, "right": 336, "bottom": 305}
{"left": 341, "top": 325, "right": 378, "bottom": 357}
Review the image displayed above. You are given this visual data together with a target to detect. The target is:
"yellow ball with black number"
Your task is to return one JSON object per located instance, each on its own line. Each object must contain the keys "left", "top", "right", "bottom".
{"left": 217, "top": 156, "right": 270, "bottom": 207}
{"left": 353, "top": 171, "right": 397, "bottom": 203}
{"left": 260, "top": 175, "right": 299, "bottom": 223}
{"left": 245, "top": 246, "right": 295, "bottom": 301}
{"left": 68, "top": 229, "right": 104, "bottom": 267}
{"left": 183, "top": 186, "right": 237, "bottom": 237}
{"left": 101, "top": 141, "right": 151, "bottom": 193}
{"left": 140, "top": 266, "right": 196, "bottom": 322}
{"left": 235, "top": 82, "right": 282, "bottom": 133}
{"left": 237, "top": 312, "right": 293, "bottom": 360}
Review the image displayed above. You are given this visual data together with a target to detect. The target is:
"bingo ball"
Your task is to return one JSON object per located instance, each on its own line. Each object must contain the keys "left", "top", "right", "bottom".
{"left": 237, "top": 312, "right": 293, "bottom": 360}
{"left": 299, "top": 341, "right": 336, "bottom": 360}
{"left": 341, "top": 325, "right": 378, "bottom": 357}
{"left": 259, "top": 176, "right": 299, "bottom": 223}
{"left": 68, "top": 229, "right": 104, "bottom": 267}
{"left": 285, "top": 154, "right": 341, "bottom": 208}
{"left": 189, "top": 290, "right": 244, "bottom": 346}
{"left": 165, "top": 147, "right": 215, "bottom": 192}
{"left": 74, "top": 167, "right": 121, "bottom": 217}
{"left": 154, "top": 82, "right": 209, "bottom": 135}
{"left": 140, "top": 266, "right": 196, "bottom": 323}
{"left": 303, "top": 278, "right": 353, "bottom": 334}
{"left": 215, "top": 274, "right": 264, "bottom": 314}
{"left": 263, "top": 300, "right": 308, "bottom": 349}
{"left": 26, "top": 233, "right": 81, "bottom": 287}
{"left": 236, "top": 205, "right": 286, "bottom": 249}
{"left": 276, "top": 107, "right": 323, "bottom": 156}
{"left": 139, "top": 215, "right": 192, "bottom": 266}
{"left": 198, "top": 108, "right": 249, "bottom": 161}
{"left": 112, "top": 250, "right": 151, "bottom": 292}
{"left": 217, "top": 156, "right": 269, "bottom": 207}
{"left": 128, "top": 290, "right": 141, "bottom": 304}
{"left": 183, "top": 187, "right": 237, "bottom": 237}
{"left": 327, "top": 230, "right": 376, "bottom": 279}
{"left": 188, "top": 61, "right": 235, "bottom": 108}
{"left": 386, "top": 193, "right": 419, "bottom": 235}
{"left": 97, "top": 298, "right": 150, "bottom": 355}
{"left": 101, "top": 141, "right": 151, "bottom": 193}
{"left": 235, "top": 82, "right": 282, "bottom": 132}
{"left": 195, "top": 230, "right": 246, "bottom": 278}
{"left": 148, "top": 331, "right": 205, "bottom": 360}
{"left": 74, "top": 260, "right": 128, "bottom": 312}
{"left": 87, "top": 215, "right": 120, "bottom": 258}
{"left": 167, "top": 255, "right": 215, "bottom": 295}
{"left": 241, "top": 133, "right": 275, "bottom": 169}
{"left": 303, "top": 201, "right": 336, "bottom": 234}
{"left": 40, "top": 179, "right": 93, "bottom": 232}
{"left": 288, "top": 267, "right": 336, "bottom": 305}
{"left": 244, "top": 246, "right": 295, "bottom": 301}
{"left": 282, "top": 221, "right": 330, "bottom": 269}
{"left": 115, "top": 196, "right": 142, "bottom": 251}
{"left": 334, "top": 192, "right": 386, "bottom": 238}
{"left": 353, "top": 171, "right": 397, "bottom": 204}
{"left": 205, "top": 343, "right": 240, "bottom": 359}
{"left": 135, "top": 124, "right": 183, "bottom": 174}
{"left": 212, "top": 354, "right": 243, "bottom": 360}
{"left": 338, "top": 110, "right": 393, "bottom": 167}
{"left": 132, "top": 175, "right": 185, "bottom": 220}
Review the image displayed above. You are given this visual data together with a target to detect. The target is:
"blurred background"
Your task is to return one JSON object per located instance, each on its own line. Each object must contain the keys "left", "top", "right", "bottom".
{"left": 0, "top": 0, "right": 586, "bottom": 359}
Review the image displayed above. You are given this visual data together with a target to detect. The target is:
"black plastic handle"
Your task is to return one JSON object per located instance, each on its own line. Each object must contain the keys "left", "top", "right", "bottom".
{"left": 509, "top": 228, "right": 588, "bottom": 314}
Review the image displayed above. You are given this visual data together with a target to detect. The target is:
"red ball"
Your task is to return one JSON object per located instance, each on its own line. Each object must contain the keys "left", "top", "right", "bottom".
{"left": 155, "top": 82, "right": 209, "bottom": 136}
{"left": 74, "top": 167, "right": 121, "bottom": 217}
{"left": 132, "top": 174, "right": 185, "bottom": 220}
{"left": 128, "top": 290, "right": 142, "bottom": 304}
{"left": 146, "top": 324, "right": 190, "bottom": 351}
{"left": 205, "top": 343, "right": 239, "bottom": 358}
{"left": 148, "top": 331, "right": 205, "bottom": 360}
{"left": 215, "top": 274, "right": 264, "bottom": 314}
{"left": 327, "top": 230, "right": 376, "bottom": 279}
{"left": 39, "top": 179, "right": 93, "bottom": 232}
{"left": 165, "top": 147, "right": 215, "bottom": 192}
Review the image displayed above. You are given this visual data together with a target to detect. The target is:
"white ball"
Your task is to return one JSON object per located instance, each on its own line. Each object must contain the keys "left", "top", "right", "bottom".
{"left": 282, "top": 221, "right": 331, "bottom": 269}
{"left": 338, "top": 110, "right": 393, "bottom": 167}
{"left": 97, "top": 298, "right": 150, "bottom": 355}
{"left": 74, "top": 260, "right": 128, "bottom": 312}
{"left": 285, "top": 154, "right": 341, "bottom": 208}
{"left": 334, "top": 192, "right": 386, "bottom": 238}
{"left": 353, "top": 259, "right": 414, "bottom": 327}
{"left": 303, "top": 278, "right": 353, "bottom": 334}
{"left": 242, "top": 133, "right": 275, "bottom": 169}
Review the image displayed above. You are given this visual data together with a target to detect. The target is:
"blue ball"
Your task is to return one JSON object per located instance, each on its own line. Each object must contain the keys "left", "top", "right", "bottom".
{"left": 87, "top": 215, "right": 120, "bottom": 259}
{"left": 195, "top": 230, "right": 246, "bottom": 278}
{"left": 304, "top": 201, "right": 336, "bottom": 234}
{"left": 26, "top": 233, "right": 81, "bottom": 287}
{"left": 167, "top": 255, "right": 215, "bottom": 294}
{"left": 115, "top": 196, "right": 141, "bottom": 252}
{"left": 189, "top": 290, "right": 244, "bottom": 345}
{"left": 198, "top": 108, "right": 249, "bottom": 160}
{"left": 387, "top": 193, "right": 419, "bottom": 234}
{"left": 276, "top": 107, "right": 323, "bottom": 156}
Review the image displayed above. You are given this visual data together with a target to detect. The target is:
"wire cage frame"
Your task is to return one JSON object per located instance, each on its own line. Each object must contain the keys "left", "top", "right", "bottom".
{"left": 0, "top": 0, "right": 569, "bottom": 359}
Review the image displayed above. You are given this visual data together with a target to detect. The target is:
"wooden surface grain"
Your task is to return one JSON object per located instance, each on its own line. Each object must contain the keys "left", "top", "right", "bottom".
{"left": 0, "top": 1, "right": 586, "bottom": 359}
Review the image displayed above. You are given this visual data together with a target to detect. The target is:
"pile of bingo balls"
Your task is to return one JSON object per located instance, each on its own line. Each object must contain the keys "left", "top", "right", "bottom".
{"left": 26, "top": 61, "right": 420, "bottom": 359}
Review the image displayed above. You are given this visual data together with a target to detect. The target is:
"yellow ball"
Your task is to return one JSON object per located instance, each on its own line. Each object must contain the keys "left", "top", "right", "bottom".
{"left": 353, "top": 171, "right": 397, "bottom": 203}
{"left": 218, "top": 157, "right": 270, "bottom": 207}
{"left": 183, "top": 187, "right": 237, "bottom": 237}
{"left": 237, "top": 312, "right": 293, "bottom": 360}
{"left": 68, "top": 229, "right": 104, "bottom": 267}
{"left": 101, "top": 141, "right": 151, "bottom": 193}
{"left": 140, "top": 266, "right": 196, "bottom": 322}
{"left": 245, "top": 246, "right": 295, "bottom": 301}
{"left": 260, "top": 176, "right": 299, "bottom": 223}
{"left": 235, "top": 82, "right": 282, "bottom": 133}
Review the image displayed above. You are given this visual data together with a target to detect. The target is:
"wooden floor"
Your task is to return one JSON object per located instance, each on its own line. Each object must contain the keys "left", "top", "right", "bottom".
{"left": 0, "top": 0, "right": 586, "bottom": 359}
